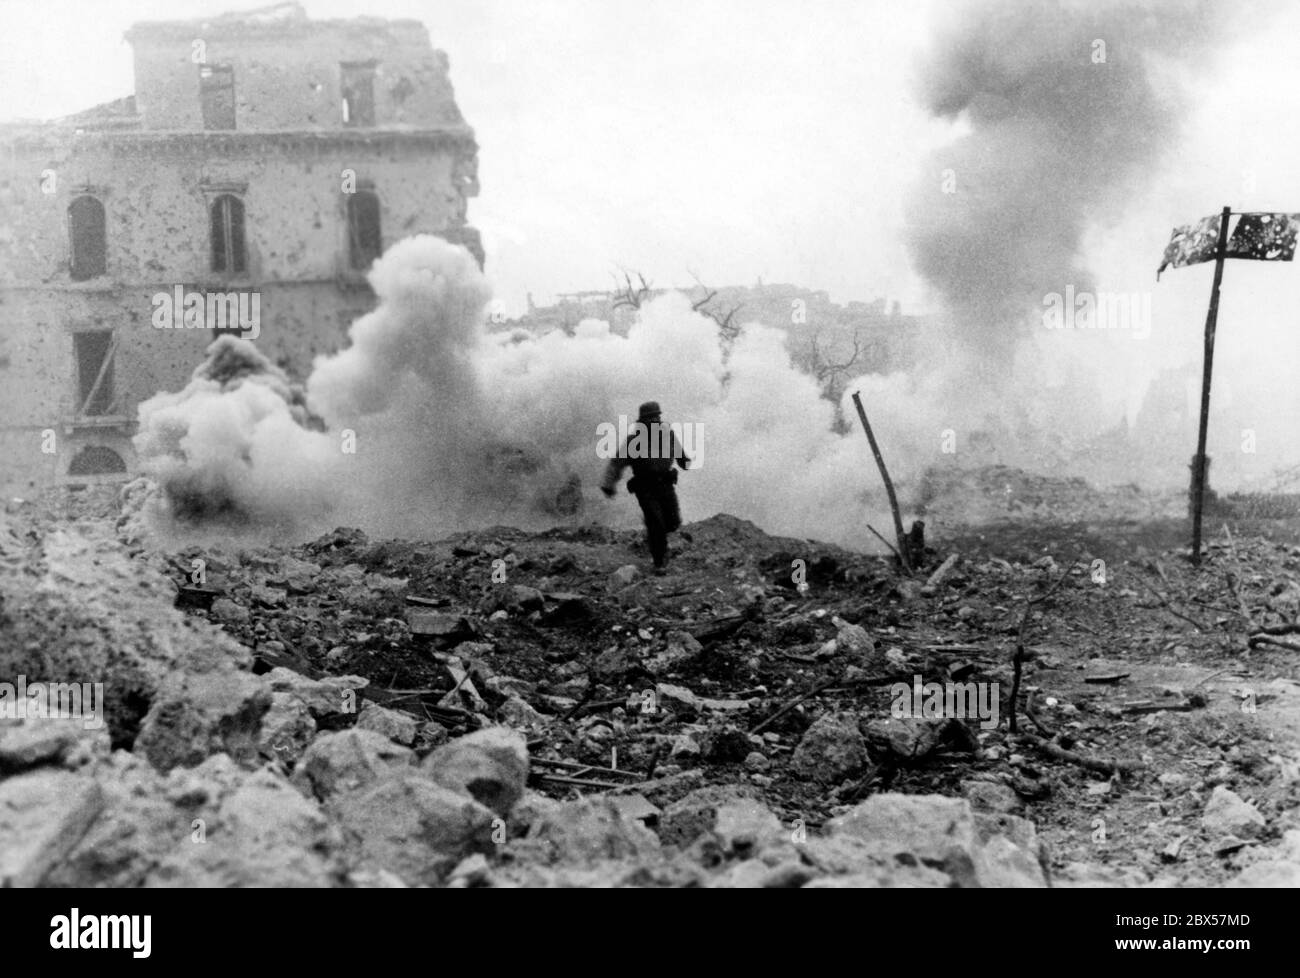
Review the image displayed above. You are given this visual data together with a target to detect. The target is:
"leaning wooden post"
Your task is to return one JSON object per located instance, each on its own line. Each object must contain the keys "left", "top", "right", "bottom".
{"left": 1190, "top": 205, "right": 1232, "bottom": 566}
{"left": 851, "top": 390, "right": 912, "bottom": 574}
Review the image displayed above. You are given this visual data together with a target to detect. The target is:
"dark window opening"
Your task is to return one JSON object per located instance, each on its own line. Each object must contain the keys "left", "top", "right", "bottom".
{"left": 347, "top": 190, "right": 382, "bottom": 269}
{"left": 68, "top": 445, "right": 126, "bottom": 476}
{"left": 341, "top": 63, "right": 376, "bottom": 127}
{"left": 74, "top": 330, "right": 115, "bottom": 417}
{"left": 68, "top": 195, "right": 106, "bottom": 280}
{"left": 200, "top": 63, "right": 236, "bottom": 130}
{"left": 210, "top": 194, "right": 246, "bottom": 274}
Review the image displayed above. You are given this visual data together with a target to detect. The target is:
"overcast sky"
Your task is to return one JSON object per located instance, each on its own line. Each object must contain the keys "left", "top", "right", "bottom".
{"left": 4, "top": 0, "right": 1300, "bottom": 343}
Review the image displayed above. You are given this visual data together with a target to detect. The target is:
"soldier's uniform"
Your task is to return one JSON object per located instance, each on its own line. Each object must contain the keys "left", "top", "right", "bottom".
{"left": 601, "top": 401, "right": 690, "bottom": 571}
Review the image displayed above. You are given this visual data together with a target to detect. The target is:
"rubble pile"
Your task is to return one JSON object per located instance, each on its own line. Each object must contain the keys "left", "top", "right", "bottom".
{"left": 916, "top": 463, "right": 1185, "bottom": 527}
{"left": 4, "top": 486, "right": 1300, "bottom": 887}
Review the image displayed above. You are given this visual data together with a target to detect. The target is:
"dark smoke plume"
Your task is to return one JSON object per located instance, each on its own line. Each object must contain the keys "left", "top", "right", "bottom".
{"left": 904, "top": 0, "right": 1225, "bottom": 380}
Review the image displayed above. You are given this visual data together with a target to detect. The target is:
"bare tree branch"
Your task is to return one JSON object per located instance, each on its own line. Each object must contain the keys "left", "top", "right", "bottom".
{"left": 611, "top": 269, "right": 653, "bottom": 310}
{"left": 691, "top": 289, "right": 718, "bottom": 312}
{"left": 687, "top": 272, "right": 742, "bottom": 339}
{"left": 808, "top": 327, "right": 866, "bottom": 399}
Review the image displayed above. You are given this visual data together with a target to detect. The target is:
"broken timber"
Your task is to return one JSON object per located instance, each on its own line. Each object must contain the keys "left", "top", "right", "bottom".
{"left": 850, "top": 390, "right": 912, "bottom": 574}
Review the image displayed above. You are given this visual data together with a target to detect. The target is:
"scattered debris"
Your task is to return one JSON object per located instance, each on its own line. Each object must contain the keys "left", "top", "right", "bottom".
{"left": 5, "top": 480, "right": 1300, "bottom": 887}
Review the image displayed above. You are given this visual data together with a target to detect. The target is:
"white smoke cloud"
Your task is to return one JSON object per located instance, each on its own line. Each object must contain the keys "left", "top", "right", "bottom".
{"left": 134, "top": 3, "right": 1270, "bottom": 550}
{"left": 135, "top": 234, "right": 909, "bottom": 549}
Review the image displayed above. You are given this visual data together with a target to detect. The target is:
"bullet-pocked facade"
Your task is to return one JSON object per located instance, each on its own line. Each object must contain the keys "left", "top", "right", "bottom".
{"left": 0, "top": 3, "right": 481, "bottom": 492}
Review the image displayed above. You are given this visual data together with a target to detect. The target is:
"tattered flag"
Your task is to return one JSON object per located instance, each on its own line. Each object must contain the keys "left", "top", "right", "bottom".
{"left": 1157, "top": 212, "right": 1300, "bottom": 279}
{"left": 1226, "top": 212, "right": 1300, "bottom": 263}
{"left": 1156, "top": 214, "right": 1221, "bottom": 280}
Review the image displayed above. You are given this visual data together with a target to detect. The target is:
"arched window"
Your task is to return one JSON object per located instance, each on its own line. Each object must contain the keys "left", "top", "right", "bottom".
{"left": 210, "top": 194, "right": 246, "bottom": 274}
{"left": 68, "top": 195, "right": 106, "bottom": 280}
{"left": 347, "top": 190, "right": 382, "bottom": 270}
{"left": 68, "top": 445, "right": 126, "bottom": 476}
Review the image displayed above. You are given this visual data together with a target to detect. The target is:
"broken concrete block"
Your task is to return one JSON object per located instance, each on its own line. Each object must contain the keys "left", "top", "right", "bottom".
{"left": 668, "top": 733, "right": 701, "bottom": 759}
{"left": 407, "top": 610, "right": 478, "bottom": 644}
{"left": 421, "top": 726, "right": 529, "bottom": 817}
{"left": 790, "top": 712, "right": 871, "bottom": 783}
{"left": 645, "top": 630, "right": 704, "bottom": 674}
{"left": 962, "top": 779, "right": 1021, "bottom": 814}
{"left": 484, "top": 673, "right": 535, "bottom": 699}
{"left": 609, "top": 793, "right": 660, "bottom": 826}
{"left": 264, "top": 667, "right": 362, "bottom": 726}
{"left": 508, "top": 788, "right": 565, "bottom": 835}
{"left": 829, "top": 792, "right": 979, "bottom": 886}
{"left": 892, "top": 579, "right": 924, "bottom": 602}
{"left": 354, "top": 702, "right": 419, "bottom": 746}
{"left": 610, "top": 565, "right": 640, "bottom": 589}
{"left": 248, "top": 585, "right": 287, "bottom": 608}
{"left": 135, "top": 668, "right": 272, "bottom": 772}
{"left": 446, "top": 852, "right": 493, "bottom": 888}
{"left": 831, "top": 616, "right": 876, "bottom": 655}
{"left": 161, "top": 751, "right": 248, "bottom": 808}
{"left": 974, "top": 831, "right": 1049, "bottom": 887}
{"left": 1201, "top": 785, "right": 1266, "bottom": 839}
{"left": 590, "top": 646, "right": 641, "bottom": 684}
{"left": 479, "top": 584, "right": 545, "bottom": 615}
{"left": 0, "top": 717, "right": 105, "bottom": 773}
{"left": 45, "top": 753, "right": 183, "bottom": 888}
{"left": 863, "top": 716, "right": 944, "bottom": 761}
{"left": 539, "top": 593, "right": 594, "bottom": 626}
{"left": 265, "top": 555, "right": 321, "bottom": 594}
{"left": 330, "top": 773, "right": 498, "bottom": 886}
{"left": 659, "top": 785, "right": 782, "bottom": 855}
{"left": 513, "top": 796, "right": 661, "bottom": 866}
{"left": 417, "top": 720, "right": 450, "bottom": 750}
{"left": 209, "top": 598, "right": 250, "bottom": 624}
{"left": 498, "top": 695, "right": 547, "bottom": 730}
{"left": 292, "top": 728, "right": 414, "bottom": 801}
{"left": 1231, "top": 830, "right": 1300, "bottom": 887}
{"left": 655, "top": 682, "right": 700, "bottom": 712}
{"left": 0, "top": 770, "right": 103, "bottom": 887}
{"left": 974, "top": 811, "right": 1043, "bottom": 856}
{"left": 258, "top": 691, "right": 316, "bottom": 763}
{"left": 320, "top": 674, "right": 370, "bottom": 693}
{"left": 148, "top": 769, "right": 341, "bottom": 887}
{"left": 364, "top": 573, "right": 408, "bottom": 596}
{"left": 712, "top": 799, "right": 786, "bottom": 857}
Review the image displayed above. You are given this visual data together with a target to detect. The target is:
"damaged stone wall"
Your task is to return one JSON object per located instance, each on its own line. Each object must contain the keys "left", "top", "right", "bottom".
{"left": 0, "top": 134, "right": 475, "bottom": 287}
{"left": 126, "top": 5, "right": 464, "bottom": 132}
{"left": 0, "top": 4, "right": 482, "bottom": 494}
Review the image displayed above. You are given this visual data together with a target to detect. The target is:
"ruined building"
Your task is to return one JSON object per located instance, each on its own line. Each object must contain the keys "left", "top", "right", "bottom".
{"left": 0, "top": 3, "right": 481, "bottom": 492}
{"left": 519, "top": 282, "right": 922, "bottom": 376}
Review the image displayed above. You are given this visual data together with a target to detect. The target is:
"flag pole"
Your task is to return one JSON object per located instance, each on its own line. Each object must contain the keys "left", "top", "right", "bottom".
{"left": 1190, "top": 205, "right": 1232, "bottom": 566}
